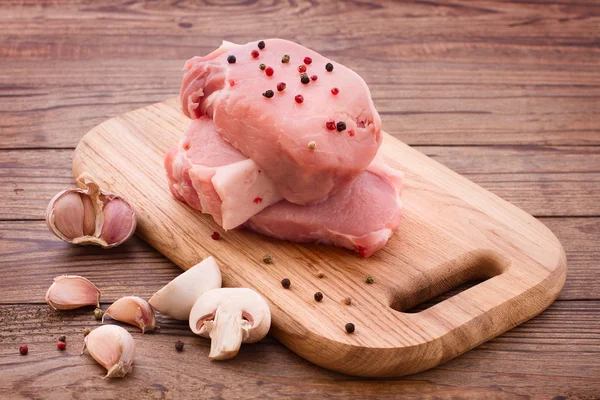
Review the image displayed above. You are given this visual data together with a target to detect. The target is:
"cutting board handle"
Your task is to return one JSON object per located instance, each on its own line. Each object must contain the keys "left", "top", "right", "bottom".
{"left": 398, "top": 249, "right": 567, "bottom": 372}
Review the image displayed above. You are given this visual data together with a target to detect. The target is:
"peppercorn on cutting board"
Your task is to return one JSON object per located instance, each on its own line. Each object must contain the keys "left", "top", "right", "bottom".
{"left": 72, "top": 98, "right": 566, "bottom": 378}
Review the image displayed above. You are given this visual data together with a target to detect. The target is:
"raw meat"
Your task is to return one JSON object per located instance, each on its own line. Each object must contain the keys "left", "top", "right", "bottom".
{"left": 181, "top": 39, "right": 382, "bottom": 205}
{"left": 165, "top": 118, "right": 282, "bottom": 229}
{"left": 165, "top": 120, "right": 403, "bottom": 256}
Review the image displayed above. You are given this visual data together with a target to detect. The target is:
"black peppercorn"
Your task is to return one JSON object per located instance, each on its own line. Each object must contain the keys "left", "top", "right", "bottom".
{"left": 281, "top": 54, "right": 290, "bottom": 63}
{"left": 258, "top": 40, "right": 265, "bottom": 50}
{"left": 314, "top": 292, "right": 323, "bottom": 302}
{"left": 58, "top": 335, "right": 66, "bottom": 343}
{"left": 336, "top": 121, "right": 346, "bottom": 132}
{"left": 301, "top": 74, "right": 310, "bottom": 84}
{"left": 175, "top": 340, "right": 184, "bottom": 352}
{"left": 227, "top": 55, "right": 236, "bottom": 64}
{"left": 281, "top": 278, "right": 291, "bottom": 289}
{"left": 325, "top": 62, "right": 334, "bottom": 72}
{"left": 345, "top": 323, "right": 355, "bottom": 333}
{"left": 262, "top": 90, "right": 274, "bottom": 98}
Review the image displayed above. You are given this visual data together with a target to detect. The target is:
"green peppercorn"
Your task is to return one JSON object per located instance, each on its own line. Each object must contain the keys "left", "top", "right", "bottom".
{"left": 263, "top": 254, "right": 273, "bottom": 263}
{"left": 58, "top": 335, "right": 66, "bottom": 343}
{"left": 281, "top": 54, "right": 290, "bottom": 63}
{"left": 83, "top": 328, "right": 91, "bottom": 337}
{"left": 365, "top": 275, "right": 374, "bottom": 284}
{"left": 259, "top": 63, "right": 266, "bottom": 70}
{"left": 94, "top": 308, "right": 103, "bottom": 320}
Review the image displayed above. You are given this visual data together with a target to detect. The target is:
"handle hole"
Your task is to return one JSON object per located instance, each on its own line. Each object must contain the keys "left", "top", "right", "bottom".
{"left": 402, "top": 280, "right": 484, "bottom": 313}
{"left": 389, "top": 249, "right": 509, "bottom": 313}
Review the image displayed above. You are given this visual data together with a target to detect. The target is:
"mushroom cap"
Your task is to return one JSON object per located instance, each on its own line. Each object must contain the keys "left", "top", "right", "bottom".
{"left": 149, "top": 256, "right": 222, "bottom": 320}
{"left": 189, "top": 287, "right": 271, "bottom": 343}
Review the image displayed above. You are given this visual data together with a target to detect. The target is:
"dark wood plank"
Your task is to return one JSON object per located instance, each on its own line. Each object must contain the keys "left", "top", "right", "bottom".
{"left": 0, "top": 217, "right": 597, "bottom": 304}
{"left": 1, "top": 0, "right": 599, "bottom": 148}
{"left": 1, "top": 301, "right": 598, "bottom": 399}
{"left": 3, "top": 146, "right": 599, "bottom": 220}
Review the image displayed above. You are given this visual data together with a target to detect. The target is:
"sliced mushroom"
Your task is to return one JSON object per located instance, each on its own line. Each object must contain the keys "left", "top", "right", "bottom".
{"left": 149, "top": 256, "right": 222, "bottom": 320}
{"left": 189, "top": 288, "right": 271, "bottom": 360}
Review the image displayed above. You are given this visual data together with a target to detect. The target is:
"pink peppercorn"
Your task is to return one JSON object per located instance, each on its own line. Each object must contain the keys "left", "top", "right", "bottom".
{"left": 265, "top": 66, "right": 274, "bottom": 76}
{"left": 277, "top": 82, "right": 286, "bottom": 91}
{"left": 19, "top": 344, "right": 28, "bottom": 355}
{"left": 331, "top": 87, "right": 339, "bottom": 95}
{"left": 57, "top": 341, "right": 66, "bottom": 351}
{"left": 348, "top": 129, "right": 355, "bottom": 137}
{"left": 326, "top": 120, "right": 336, "bottom": 130}
{"left": 251, "top": 50, "right": 259, "bottom": 58}
{"left": 295, "top": 94, "right": 304, "bottom": 103}
{"left": 254, "top": 197, "right": 263, "bottom": 204}
{"left": 211, "top": 232, "right": 220, "bottom": 240}
{"left": 303, "top": 57, "right": 312, "bottom": 65}
{"left": 229, "top": 79, "right": 235, "bottom": 87}
{"left": 298, "top": 65, "right": 307, "bottom": 73}
{"left": 310, "top": 75, "right": 318, "bottom": 81}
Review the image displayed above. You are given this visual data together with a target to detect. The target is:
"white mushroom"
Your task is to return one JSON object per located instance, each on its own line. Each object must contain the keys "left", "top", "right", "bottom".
{"left": 149, "top": 256, "right": 222, "bottom": 320}
{"left": 189, "top": 288, "right": 271, "bottom": 360}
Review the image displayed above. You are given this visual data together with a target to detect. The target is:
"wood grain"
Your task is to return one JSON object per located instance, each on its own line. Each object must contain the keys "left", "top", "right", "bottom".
{"left": 69, "top": 99, "right": 567, "bottom": 377}
{"left": 3, "top": 145, "right": 599, "bottom": 220}
{"left": 1, "top": 302, "right": 598, "bottom": 399}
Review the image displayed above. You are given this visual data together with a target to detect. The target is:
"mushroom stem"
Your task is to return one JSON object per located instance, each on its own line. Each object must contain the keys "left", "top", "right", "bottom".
{"left": 205, "top": 307, "right": 250, "bottom": 360}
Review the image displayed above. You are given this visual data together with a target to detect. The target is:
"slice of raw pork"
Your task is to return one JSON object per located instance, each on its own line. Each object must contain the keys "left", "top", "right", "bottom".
{"left": 181, "top": 39, "right": 382, "bottom": 205}
{"left": 165, "top": 119, "right": 403, "bottom": 257}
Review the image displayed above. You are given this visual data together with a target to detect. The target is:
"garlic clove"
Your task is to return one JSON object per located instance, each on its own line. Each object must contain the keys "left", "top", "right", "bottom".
{"left": 81, "top": 194, "right": 96, "bottom": 236}
{"left": 149, "top": 256, "right": 222, "bottom": 321}
{"left": 189, "top": 288, "right": 271, "bottom": 360}
{"left": 99, "top": 199, "right": 136, "bottom": 245}
{"left": 52, "top": 191, "right": 85, "bottom": 240}
{"left": 82, "top": 325, "right": 136, "bottom": 378}
{"left": 45, "top": 275, "right": 101, "bottom": 310}
{"left": 46, "top": 173, "right": 136, "bottom": 248}
{"left": 103, "top": 296, "right": 155, "bottom": 333}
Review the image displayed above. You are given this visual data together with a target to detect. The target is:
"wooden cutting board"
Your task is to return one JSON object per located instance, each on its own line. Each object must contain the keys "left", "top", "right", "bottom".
{"left": 72, "top": 98, "right": 567, "bottom": 378}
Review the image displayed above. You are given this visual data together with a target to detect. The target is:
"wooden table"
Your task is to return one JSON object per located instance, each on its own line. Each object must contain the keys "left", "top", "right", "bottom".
{"left": 1, "top": 1, "right": 598, "bottom": 398}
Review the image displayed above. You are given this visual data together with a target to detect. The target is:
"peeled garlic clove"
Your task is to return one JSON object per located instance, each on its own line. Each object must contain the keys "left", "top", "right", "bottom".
{"left": 189, "top": 288, "right": 271, "bottom": 360}
{"left": 149, "top": 256, "right": 222, "bottom": 321}
{"left": 82, "top": 325, "right": 136, "bottom": 378}
{"left": 103, "top": 296, "right": 155, "bottom": 333}
{"left": 45, "top": 173, "right": 136, "bottom": 248}
{"left": 45, "top": 275, "right": 101, "bottom": 310}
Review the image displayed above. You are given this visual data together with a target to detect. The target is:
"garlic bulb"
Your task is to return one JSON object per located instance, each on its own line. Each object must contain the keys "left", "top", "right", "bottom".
{"left": 103, "top": 296, "right": 155, "bottom": 333}
{"left": 82, "top": 325, "right": 136, "bottom": 378}
{"left": 45, "top": 275, "right": 101, "bottom": 310}
{"left": 46, "top": 173, "right": 136, "bottom": 248}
